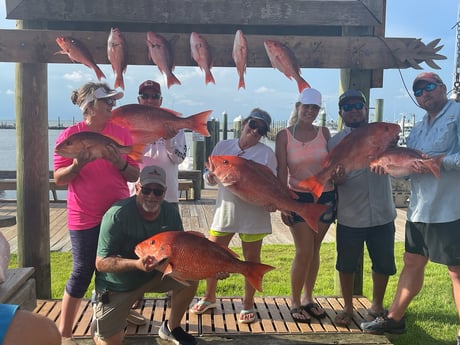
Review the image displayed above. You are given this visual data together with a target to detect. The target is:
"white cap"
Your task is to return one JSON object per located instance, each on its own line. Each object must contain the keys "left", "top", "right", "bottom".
{"left": 80, "top": 87, "right": 123, "bottom": 111}
{"left": 298, "top": 88, "right": 322, "bottom": 107}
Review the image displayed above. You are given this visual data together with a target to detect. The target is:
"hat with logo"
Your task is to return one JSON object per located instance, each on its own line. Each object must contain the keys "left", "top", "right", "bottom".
{"left": 298, "top": 88, "right": 322, "bottom": 107}
{"left": 412, "top": 72, "right": 443, "bottom": 91}
{"left": 247, "top": 108, "right": 271, "bottom": 129}
{"left": 139, "top": 165, "right": 166, "bottom": 188}
{"left": 338, "top": 89, "right": 366, "bottom": 106}
{"left": 79, "top": 86, "right": 123, "bottom": 111}
{"left": 138, "top": 80, "right": 161, "bottom": 94}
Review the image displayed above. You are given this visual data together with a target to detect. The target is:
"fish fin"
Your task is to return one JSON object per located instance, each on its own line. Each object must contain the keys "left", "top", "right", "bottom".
{"left": 189, "top": 110, "right": 213, "bottom": 136}
{"left": 127, "top": 143, "right": 147, "bottom": 162}
{"left": 289, "top": 190, "right": 299, "bottom": 200}
{"left": 166, "top": 72, "right": 182, "bottom": 88}
{"left": 297, "top": 78, "right": 311, "bottom": 93}
{"left": 95, "top": 66, "right": 106, "bottom": 81}
{"left": 427, "top": 155, "right": 445, "bottom": 178}
{"left": 296, "top": 203, "right": 328, "bottom": 233}
{"left": 114, "top": 76, "right": 125, "bottom": 90}
{"left": 243, "top": 262, "right": 275, "bottom": 292}
{"left": 297, "top": 176, "right": 324, "bottom": 201}
{"left": 205, "top": 70, "right": 216, "bottom": 85}
{"left": 238, "top": 77, "right": 245, "bottom": 90}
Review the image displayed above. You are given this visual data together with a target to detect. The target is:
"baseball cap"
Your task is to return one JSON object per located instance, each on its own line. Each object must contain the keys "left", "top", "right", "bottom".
{"left": 247, "top": 108, "right": 271, "bottom": 129}
{"left": 138, "top": 80, "right": 161, "bottom": 94}
{"left": 79, "top": 86, "right": 123, "bottom": 111}
{"left": 338, "top": 89, "right": 366, "bottom": 106}
{"left": 298, "top": 88, "right": 322, "bottom": 107}
{"left": 412, "top": 72, "right": 443, "bottom": 91}
{"left": 139, "top": 165, "right": 166, "bottom": 188}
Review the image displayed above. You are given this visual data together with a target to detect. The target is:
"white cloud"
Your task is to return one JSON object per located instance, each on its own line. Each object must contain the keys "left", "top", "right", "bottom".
{"left": 254, "top": 86, "right": 276, "bottom": 94}
{"left": 5, "top": 89, "right": 14, "bottom": 95}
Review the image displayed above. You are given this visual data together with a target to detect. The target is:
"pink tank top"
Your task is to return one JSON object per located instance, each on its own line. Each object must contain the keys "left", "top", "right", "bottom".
{"left": 285, "top": 126, "right": 333, "bottom": 192}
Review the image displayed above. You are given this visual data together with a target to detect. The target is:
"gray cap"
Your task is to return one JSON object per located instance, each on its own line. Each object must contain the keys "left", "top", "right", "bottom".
{"left": 338, "top": 89, "right": 366, "bottom": 106}
{"left": 139, "top": 165, "right": 166, "bottom": 188}
{"left": 247, "top": 108, "right": 271, "bottom": 128}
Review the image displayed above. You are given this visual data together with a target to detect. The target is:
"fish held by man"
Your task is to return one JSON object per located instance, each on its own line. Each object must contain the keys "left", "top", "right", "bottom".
{"left": 111, "top": 104, "right": 212, "bottom": 144}
{"left": 369, "top": 146, "right": 444, "bottom": 178}
{"left": 107, "top": 28, "right": 128, "bottom": 90}
{"left": 55, "top": 36, "right": 106, "bottom": 81}
{"left": 298, "top": 122, "right": 401, "bottom": 200}
{"left": 190, "top": 32, "right": 215, "bottom": 85}
{"left": 135, "top": 231, "right": 275, "bottom": 292}
{"left": 263, "top": 39, "right": 310, "bottom": 93}
{"left": 208, "top": 155, "right": 328, "bottom": 233}
{"left": 54, "top": 131, "right": 143, "bottom": 162}
{"left": 146, "top": 32, "right": 181, "bottom": 88}
{"left": 232, "top": 29, "right": 248, "bottom": 90}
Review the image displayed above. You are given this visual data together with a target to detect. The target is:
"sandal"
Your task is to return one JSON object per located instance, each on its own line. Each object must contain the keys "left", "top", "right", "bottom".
{"left": 189, "top": 300, "right": 217, "bottom": 315}
{"left": 239, "top": 309, "right": 256, "bottom": 324}
{"left": 302, "top": 302, "right": 327, "bottom": 319}
{"left": 290, "top": 307, "right": 311, "bottom": 323}
{"left": 334, "top": 311, "right": 352, "bottom": 326}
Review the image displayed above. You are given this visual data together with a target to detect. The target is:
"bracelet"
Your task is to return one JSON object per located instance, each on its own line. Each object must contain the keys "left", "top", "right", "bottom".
{"left": 119, "top": 161, "right": 129, "bottom": 172}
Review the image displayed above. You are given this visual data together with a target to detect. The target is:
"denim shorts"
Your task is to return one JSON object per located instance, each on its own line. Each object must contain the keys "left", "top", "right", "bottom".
{"left": 291, "top": 190, "right": 337, "bottom": 224}
{"left": 336, "top": 222, "right": 397, "bottom": 275}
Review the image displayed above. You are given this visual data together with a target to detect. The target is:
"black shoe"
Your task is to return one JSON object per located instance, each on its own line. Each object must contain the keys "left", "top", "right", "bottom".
{"left": 159, "top": 320, "right": 197, "bottom": 345}
{"left": 360, "top": 313, "right": 406, "bottom": 335}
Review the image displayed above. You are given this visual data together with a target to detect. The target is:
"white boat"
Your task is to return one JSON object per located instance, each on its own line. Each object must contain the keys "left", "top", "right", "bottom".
{"left": 397, "top": 113, "right": 415, "bottom": 146}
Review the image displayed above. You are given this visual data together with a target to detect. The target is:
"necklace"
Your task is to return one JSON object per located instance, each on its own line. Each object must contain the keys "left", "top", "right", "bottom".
{"left": 292, "top": 123, "right": 317, "bottom": 146}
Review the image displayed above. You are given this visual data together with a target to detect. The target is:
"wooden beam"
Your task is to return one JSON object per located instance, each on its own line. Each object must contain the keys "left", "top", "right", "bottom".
{"left": 0, "top": 29, "right": 446, "bottom": 70}
{"left": 6, "top": 0, "right": 384, "bottom": 27}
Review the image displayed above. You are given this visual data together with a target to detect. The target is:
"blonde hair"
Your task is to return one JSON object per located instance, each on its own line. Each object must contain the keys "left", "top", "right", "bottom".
{"left": 287, "top": 102, "right": 301, "bottom": 126}
{"left": 71, "top": 82, "right": 112, "bottom": 115}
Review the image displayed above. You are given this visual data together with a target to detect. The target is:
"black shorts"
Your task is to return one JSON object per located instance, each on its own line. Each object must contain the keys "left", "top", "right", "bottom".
{"left": 405, "top": 219, "right": 460, "bottom": 265}
{"left": 291, "top": 190, "right": 337, "bottom": 224}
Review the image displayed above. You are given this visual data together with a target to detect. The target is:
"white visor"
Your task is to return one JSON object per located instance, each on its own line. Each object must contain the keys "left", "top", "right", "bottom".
{"left": 79, "top": 87, "right": 123, "bottom": 111}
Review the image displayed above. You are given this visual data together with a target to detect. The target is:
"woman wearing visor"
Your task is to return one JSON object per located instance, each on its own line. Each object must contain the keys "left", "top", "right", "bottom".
{"left": 53, "top": 82, "right": 139, "bottom": 345}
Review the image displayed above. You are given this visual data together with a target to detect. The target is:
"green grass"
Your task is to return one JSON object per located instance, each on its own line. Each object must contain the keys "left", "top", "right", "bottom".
{"left": 8, "top": 242, "right": 458, "bottom": 345}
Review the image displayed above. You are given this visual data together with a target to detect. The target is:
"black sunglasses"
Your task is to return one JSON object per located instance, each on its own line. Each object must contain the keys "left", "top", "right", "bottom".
{"left": 341, "top": 102, "right": 364, "bottom": 112}
{"left": 140, "top": 93, "right": 161, "bottom": 100}
{"left": 140, "top": 186, "right": 165, "bottom": 197}
{"left": 248, "top": 119, "right": 268, "bottom": 136}
{"left": 413, "top": 83, "right": 439, "bottom": 97}
{"left": 101, "top": 98, "right": 116, "bottom": 106}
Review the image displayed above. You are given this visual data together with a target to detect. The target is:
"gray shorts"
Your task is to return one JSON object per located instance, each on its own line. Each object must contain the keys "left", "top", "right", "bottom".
{"left": 405, "top": 219, "right": 460, "bottom": 265}
{"left": 92, "top": 273, "right": 185, "bottom": 339}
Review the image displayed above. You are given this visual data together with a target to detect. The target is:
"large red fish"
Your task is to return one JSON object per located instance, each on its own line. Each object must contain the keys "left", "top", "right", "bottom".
{"left": 146, "top": 32, "right": 181, "bottom": 88}
{"left": 107, "top": 28, "right": 128, "bottom": 90}
{"left": 55, "top": 36, "right": 106, "bottom": 81}
{"left": 208, "top": 155, "right": 328, "bottom": 233}
{"left": 263, "top": 40, "right": 310, "bottom": 93}
{"left": 135, "top": 231, "right": 274, "bottom": 291}
{"left": 232, "top": 29, "right": 248, "bottom": 90}
{"left": 190, "top": 32, "right": 215, "bottom": 85}
{"left": 111, "top": 104, "right": 212, "bottom": 144}
{"left": 298, "top": 122, "right": 401, "bottom": 201}
{"left": 54, "top": 131, "right": 143, "bottom": 162}
{"left": 369, "top": 147, "right": 444, "bottom": 178}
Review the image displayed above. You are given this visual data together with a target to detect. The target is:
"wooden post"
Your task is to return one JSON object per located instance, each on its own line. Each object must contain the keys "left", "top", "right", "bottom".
{"left": 222, "top": 111, "right": 228, "bottom": 140}
{"left": 374, "top": 99, "right": 384, "bottom": 122}
{"left": 15, "top": 20, "right": 51, "bottom": 298}
{"left": 233, "top": 117, "right": 243, "bottom": 139}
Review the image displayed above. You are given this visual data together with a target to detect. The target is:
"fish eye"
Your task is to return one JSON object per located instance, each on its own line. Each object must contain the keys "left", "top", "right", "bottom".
{"left": 223, "top": 159, "right": 229, "bottom": 164}
{"left": 150, "top": 240, "right": 155, "bottom": 245}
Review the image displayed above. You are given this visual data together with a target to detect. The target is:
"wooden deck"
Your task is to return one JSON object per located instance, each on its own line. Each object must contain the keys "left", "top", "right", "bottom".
{"left": 0, "top": 187, "right": 408, "bottom": 253}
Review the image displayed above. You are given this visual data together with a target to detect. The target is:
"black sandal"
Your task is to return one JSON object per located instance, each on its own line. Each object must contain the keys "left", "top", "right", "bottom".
{"left": 302, "top": 302, "right": 327, "bottom": 319}
{"left": 290, "top": 307, "right": 311, "bottom": 323}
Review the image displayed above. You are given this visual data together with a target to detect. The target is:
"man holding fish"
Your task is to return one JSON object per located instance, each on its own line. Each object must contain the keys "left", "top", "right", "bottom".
{"left": 92, "top": 166, "right": 198, "bottom": 345}
{"left": 362, "top": 72, "right": 460, "bottom": 344}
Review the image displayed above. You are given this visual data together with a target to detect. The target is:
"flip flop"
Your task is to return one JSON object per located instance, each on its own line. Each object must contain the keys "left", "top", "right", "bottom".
{"left": 302, "top": 302, "right": 327, "bottom": 319}
{"left": 290, "top": 307, "right": 311, "bottom": 323}
{"left": 189, "top": 300, "right": 217, "bottom": 315}
{"left": 334, "top": 311, "right": 352, "bottom": 326}
{"left": 239, "top": 309, "right": 256, "bottom": 324}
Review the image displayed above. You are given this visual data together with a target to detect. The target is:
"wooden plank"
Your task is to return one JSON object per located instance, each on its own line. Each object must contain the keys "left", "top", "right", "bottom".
{"left": 316, "top": 297, "right": 340, "bottom": 332}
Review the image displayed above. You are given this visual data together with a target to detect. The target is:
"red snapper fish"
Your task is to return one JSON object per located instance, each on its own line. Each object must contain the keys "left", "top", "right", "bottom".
{"left": 107, "top": 28, "right": 128, "bottom": 90}
{"left": 55, "top": 36, "right": 106, "bottom": 81}
{"left": 208, "top": 155, "right": 328, "bottom": 233}
{"left": 111, "top": 104, "right": 212, "bottom": 144}
{"left": 54, "top": 131, "right": 143, "bottom": 162}
{"left": 263, "top": 39, "right": 310, "bottom": 93}
{"left": 232, "top": 29, "right": 248, "bottom": 90}
{"left": 298, "top": 122, "right": 401, "bottom": 201}
{"left": 135, "top": 231, "right": 275, "bottom": 291}
{"left": 369, "top": 147, "right": 444, "bottom": 178}
{"left": 190, "top": 32, "right": 215, "bottom": 85}
{"left": 146, "top": 32, "right": 181, "bottom": 88}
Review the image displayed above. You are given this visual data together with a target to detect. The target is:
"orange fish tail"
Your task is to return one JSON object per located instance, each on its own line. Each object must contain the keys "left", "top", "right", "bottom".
{"left": 428, "top": 155, "right": 444, "bottom": 178}
{"left": 128, "top": 143, "right": 147, "bottom": 162}
{"left": 190, "top": 110, "right": 213, "bottom": 136}
{"left": 114, "top": 76, "right": 125, "bottom": 90}
{"left": 167, "top": 73, "right": 182, "bottom": 88}
{"left": 243, "top": 262, "right": 275, "bottom": 292}
{"left": 297, "top": 78, "right": 311, "bottom": 93}
{"left": 297, "top": 203, "right": 328, "bottom": 233}
{"left": 95, "top": 67, "right": 106, "bottom": 81}
{"left": 298, "top": 176, "right": 324, "bottom": 202}
{"left": 238, "top": 77, "right": 245, "bottom": 90}
{"left": 205, "top": 71, "right": 216, "bottom": 85}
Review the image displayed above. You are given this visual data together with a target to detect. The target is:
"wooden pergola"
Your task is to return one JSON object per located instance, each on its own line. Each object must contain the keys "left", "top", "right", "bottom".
{"left": 2, "top": 0, "right": 446, "bottom": 298}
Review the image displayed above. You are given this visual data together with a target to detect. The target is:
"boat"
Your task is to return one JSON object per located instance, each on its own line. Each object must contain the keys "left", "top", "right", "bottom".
{"left": 397, "top": 113, "right": 415, "bottom": 146}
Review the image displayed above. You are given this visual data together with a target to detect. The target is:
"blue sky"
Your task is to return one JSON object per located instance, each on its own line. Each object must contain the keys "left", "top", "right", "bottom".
{"left": 0, "top": 1, "right": 458, "bottom": 126}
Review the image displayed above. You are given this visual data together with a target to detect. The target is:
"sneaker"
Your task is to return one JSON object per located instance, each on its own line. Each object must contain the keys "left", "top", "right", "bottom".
{"left": 159, "top": 320, "right": 197, "bottom": 345}
{"left": 360, "top": 313, "right": 406, "bottom": 335}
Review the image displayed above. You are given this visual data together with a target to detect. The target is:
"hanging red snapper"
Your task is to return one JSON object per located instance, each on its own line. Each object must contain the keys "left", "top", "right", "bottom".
{"left": 190, "top": 32, "right": 215, "bottom": 85}
{"left": 135, "top": 231, "right": 274, "bottom": 292}
{"left": 107, "top": 28, "right": 128, "bottom": 90}
{"left": 298, "top": 122, "right": 401, "bottom": 201}
{"left": 111, "top": 104, "right": 212, "bottom": 144}
{"left": 369, "top": 147, "right": 444, "bottom": 178}
{"left": 208, "top": 155, "right": 328, "bottom": 233}
{"left": 232, "top": 29, "right": 248, "bottom": 90}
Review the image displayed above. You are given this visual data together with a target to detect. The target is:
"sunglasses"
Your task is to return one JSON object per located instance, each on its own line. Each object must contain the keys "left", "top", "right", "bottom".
{"left": 140, "top": 186, "right": 165, "bottom": 197}
{"left": 248, "top": 119, "right": 268, "bottom": 136}
{"left": 341, "top": 102, "right": 364, "bottom": 112}
{"left": 414, "top": 83, "right": 439, "bottom": 97}
{"left": 140, "top": 93, "right": 161, "bottom": 100}
{"left": 101, "top": 98, "right": 116, "bottom": 106}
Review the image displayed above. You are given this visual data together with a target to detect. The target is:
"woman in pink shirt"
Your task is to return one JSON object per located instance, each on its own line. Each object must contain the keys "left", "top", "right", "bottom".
{"left": 53, "top": 82, "right": 139, "bottom": 345}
